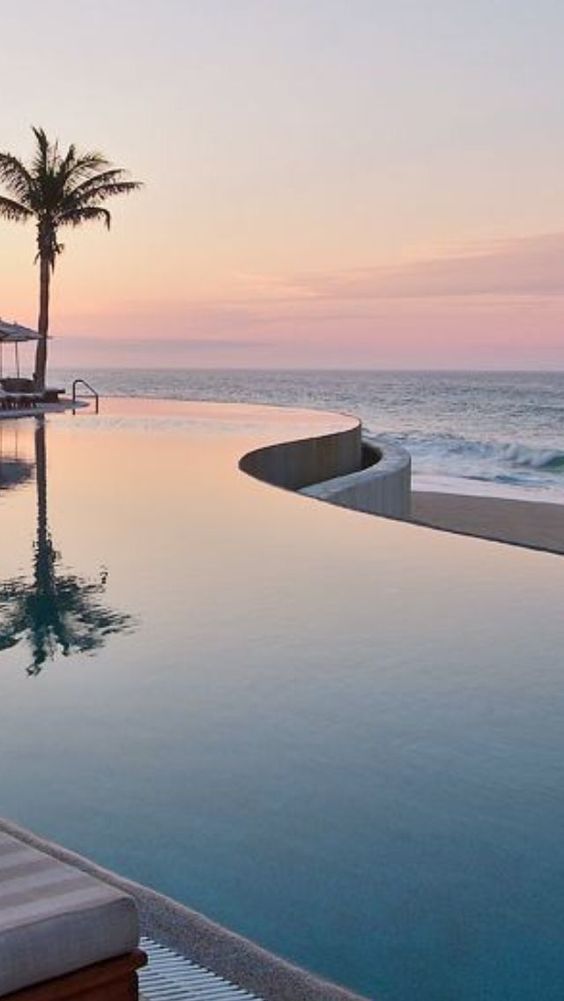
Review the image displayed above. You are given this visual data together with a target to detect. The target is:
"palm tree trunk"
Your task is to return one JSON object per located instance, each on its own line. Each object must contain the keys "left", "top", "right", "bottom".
{"left": 34, "top": 254, "right": 50, "bottom": 392}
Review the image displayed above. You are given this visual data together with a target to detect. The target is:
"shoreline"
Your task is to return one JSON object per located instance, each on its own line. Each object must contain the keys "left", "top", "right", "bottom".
{"left": 412, "top": 490, "right": 564, "bottom": 555}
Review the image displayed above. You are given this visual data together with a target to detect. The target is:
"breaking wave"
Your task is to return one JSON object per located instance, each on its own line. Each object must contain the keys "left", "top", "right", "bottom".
{"left": 366, "top": 431, "right": 564, "bottom": 498}
{"left": 497, "top": 443, "right": 564, "bottom": 470}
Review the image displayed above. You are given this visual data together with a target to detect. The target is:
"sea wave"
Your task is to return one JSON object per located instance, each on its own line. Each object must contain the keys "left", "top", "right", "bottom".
{"left": 364, "top": 431, "right": 564, "bottom": 501}
{"left": 368, "top": 432, "right": 564, "bottom": 473}
{"left": 498, "top": 443, "right": 564, "bottom": 470}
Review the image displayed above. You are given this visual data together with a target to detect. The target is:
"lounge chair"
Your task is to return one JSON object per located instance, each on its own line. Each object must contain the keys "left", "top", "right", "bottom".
{"left": 0, "top": 378, "right": 35, "bottom": 395}
{"left": 0, "top": 380, "right": 43, "bottom": 411}
{"left": 0, "top": 380, "right": 67, "bottom": 408}
{"left": 0, "top": 828, "right": 146, "bottom": 999}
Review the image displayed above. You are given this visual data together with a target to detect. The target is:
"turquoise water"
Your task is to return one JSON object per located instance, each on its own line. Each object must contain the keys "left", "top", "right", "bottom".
{"left": 1, "top": 400, "right": 564, "bottom": 1000}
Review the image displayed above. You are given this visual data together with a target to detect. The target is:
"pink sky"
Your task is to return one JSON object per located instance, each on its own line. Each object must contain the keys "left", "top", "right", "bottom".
{"left": 40, "top": 233, "right": 564, "bottom": 369}
{"left": 2, "top": 2, "right": 564, "bottom": 369}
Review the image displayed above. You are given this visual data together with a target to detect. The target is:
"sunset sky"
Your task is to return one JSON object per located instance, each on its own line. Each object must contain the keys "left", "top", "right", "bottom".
{"left": 2, "top": 0, "right": 564, "bottom": 369}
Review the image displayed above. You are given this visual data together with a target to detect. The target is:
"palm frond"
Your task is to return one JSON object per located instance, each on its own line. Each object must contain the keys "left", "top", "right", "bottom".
{"left": 61, "top": 143, "right": 77, "bottom": 174}
{"left": 59, "top": 206, "right": 112, "bottom": 229}
{"left": 67, "top": 179, "right": 142, "bottom": 210}
{"left": 28, "top": 127, "right": 60, "bottom": 213}
{"left": 65, "top": 152, "right": 112, "bottom": 184}
{"left": 0, "top": 154, "right": 34, "bottom": 202}
{"left": 31, "top": 126, "right": 51, "bottom": 176}
{"left": 0, "top": 195, "right": 32, "bottom": 222}
{"left": 1, "top": 128, "right": 141, "bottom": 256}
{"left": 67, "top": 168, "right": 131, "bottom": 197}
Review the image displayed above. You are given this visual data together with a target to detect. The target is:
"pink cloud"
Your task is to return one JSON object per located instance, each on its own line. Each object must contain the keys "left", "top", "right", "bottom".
{"left": 278, "top": 232, "right": 564, "bottom": 300}
{"left": 47, "top": 231, "right": 564, "bottom": 369}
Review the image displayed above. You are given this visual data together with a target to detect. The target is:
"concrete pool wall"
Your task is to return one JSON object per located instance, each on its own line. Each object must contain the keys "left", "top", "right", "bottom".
{"left": 240, "top": 420, "right": 411, "bottom": 520}
{"left": 239, "top": 419, "right": 363, "bottom": 490}
{"left": 301, "top": 440, "right": 412, "bottom": 520}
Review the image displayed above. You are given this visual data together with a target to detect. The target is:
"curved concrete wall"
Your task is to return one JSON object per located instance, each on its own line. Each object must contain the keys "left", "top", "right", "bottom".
{"left": 241, "top": 420, "right": 411, "bottom": 521}
{"left": 301, "top": 440, "right": 411, "bottom": 520}
{"left": 239, "top": 419, "right": 362, "bottom": 490}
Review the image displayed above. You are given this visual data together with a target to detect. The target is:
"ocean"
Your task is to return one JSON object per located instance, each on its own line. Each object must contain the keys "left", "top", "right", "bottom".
{"left": 52, "top": 368, "right": 564, "bottom": 503}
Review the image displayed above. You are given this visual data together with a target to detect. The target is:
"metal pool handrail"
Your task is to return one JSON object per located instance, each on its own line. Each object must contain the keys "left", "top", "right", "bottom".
{"left": 72, "top": 378, "right": 99, "bottom": 414}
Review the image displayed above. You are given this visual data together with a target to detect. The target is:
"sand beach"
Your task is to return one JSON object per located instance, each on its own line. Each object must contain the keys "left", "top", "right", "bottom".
{"left": 413, "top": 491, "right": 564, "bottom": 555}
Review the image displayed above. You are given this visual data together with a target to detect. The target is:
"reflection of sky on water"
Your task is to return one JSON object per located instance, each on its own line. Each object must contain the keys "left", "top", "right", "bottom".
{"left": 0, "top": 399, "right": 564, "bottom": 1001}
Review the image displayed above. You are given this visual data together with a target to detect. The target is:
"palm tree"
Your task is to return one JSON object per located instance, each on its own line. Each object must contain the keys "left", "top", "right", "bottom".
{"left": 0, "top": 127, "right": 141, "bottom": 390}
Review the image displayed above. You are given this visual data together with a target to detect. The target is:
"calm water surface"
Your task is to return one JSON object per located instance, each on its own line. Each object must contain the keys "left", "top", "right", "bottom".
{"left": 53, "top": 368, "right": 564, "bottom": 502}
{"left": 1, "top": 398, "right": 564, "bottom": 1001}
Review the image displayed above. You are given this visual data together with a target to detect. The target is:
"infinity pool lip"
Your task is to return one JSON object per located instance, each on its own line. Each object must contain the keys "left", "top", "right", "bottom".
{"left": 0, "top": 819, "right": 369, "bottom": 1001}
{"left": 238, "top": 410, "right": 412, "bottom": 522}
{"left": 238, "top": 415, "right": 362, "bottom": 492}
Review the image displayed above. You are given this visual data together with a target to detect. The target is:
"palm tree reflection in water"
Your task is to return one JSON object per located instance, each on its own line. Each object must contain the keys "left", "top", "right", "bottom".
{"left": 0, "top": 418, "right": 135, "bottom": 675}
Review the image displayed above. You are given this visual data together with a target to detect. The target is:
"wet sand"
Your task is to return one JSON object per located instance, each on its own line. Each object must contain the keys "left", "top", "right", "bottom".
{"left": 412, "top": 492, "right": 564, "bottom": 555}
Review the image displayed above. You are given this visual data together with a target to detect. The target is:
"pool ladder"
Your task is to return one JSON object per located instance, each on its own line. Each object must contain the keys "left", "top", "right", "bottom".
{"left": 72, "top": 379, "right": 99, "bottom": 415}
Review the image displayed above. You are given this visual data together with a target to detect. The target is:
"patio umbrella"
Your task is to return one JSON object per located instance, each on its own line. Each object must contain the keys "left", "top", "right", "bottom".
{"left": 0, "top": 320, "right": 40, "bottom": 378}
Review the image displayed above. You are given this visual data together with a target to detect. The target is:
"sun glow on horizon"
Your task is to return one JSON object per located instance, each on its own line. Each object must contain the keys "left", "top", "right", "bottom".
{"left": 2, "top": 0, "right": 564, "bottom": 369}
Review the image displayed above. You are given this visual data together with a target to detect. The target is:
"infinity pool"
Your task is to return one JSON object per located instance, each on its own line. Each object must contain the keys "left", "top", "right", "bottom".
{"left": 1, "top": 399, "right": 564, "bottom": 1001}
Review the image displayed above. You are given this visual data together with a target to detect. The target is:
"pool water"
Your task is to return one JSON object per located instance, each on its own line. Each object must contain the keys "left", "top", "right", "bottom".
{"left": 1, "top": 399, "right": 564, "bottom": 1001}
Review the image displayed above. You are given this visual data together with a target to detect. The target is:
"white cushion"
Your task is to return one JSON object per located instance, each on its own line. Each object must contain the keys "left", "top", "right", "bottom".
{"left": 0, "top": 831, "right": 139, "bottom": 995}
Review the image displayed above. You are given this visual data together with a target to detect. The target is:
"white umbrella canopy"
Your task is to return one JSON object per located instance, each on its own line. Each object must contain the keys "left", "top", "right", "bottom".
{"left": 0, "top": 321, "right": 40, "bottom": 380}
{"left": 0, "top": 320, "right": 40, "bottom": 342}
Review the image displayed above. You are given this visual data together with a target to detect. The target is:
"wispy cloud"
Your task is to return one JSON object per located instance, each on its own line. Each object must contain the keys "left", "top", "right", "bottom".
{"left": 51, "top": 231, "right": 564, "bottom": 370}
{"left": 247, "top": 232, "right": 564, "bottom": 302}
{"left": 56, "top": 335, "right": 268, "bottom": 353}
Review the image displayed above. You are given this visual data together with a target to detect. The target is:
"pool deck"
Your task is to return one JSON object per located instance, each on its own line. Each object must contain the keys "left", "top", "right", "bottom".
{"left": 413, "top": 489, "right": 564, "bottom": 555}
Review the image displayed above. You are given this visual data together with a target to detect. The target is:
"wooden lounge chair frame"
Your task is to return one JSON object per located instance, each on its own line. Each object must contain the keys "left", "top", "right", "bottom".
{"left": 0, "top": 393, "right": 41, "bottom": 411}
{"left": 4, "top": 948, "right": 147, "bottom": 1001}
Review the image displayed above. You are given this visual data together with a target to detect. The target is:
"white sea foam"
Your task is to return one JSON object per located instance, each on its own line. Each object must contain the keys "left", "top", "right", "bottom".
{"left": 412, "top": 473, "right": 564, "bottom": 503}
{"left": 369, "top": 432, "right": 564, "bottom": 502}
